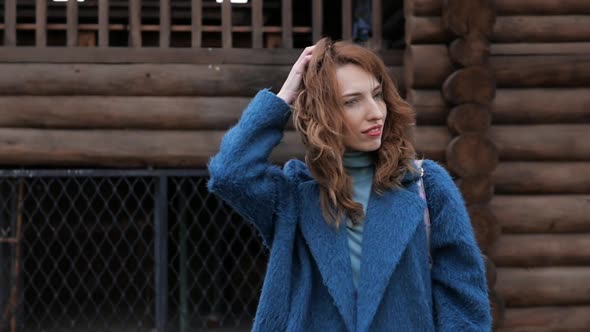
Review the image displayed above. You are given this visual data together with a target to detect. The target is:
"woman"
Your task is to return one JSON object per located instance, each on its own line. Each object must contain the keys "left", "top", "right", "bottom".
{"left": 208, "top": 38, "right": 491, "bottom": 331}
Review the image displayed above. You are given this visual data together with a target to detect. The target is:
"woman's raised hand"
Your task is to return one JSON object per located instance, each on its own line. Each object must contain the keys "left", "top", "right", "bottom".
{"left": 277, "top": 45, "right": 315, "bottom": 105}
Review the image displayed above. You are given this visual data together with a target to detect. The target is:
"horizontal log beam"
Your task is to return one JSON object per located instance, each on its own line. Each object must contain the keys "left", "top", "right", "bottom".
{"left": 0, "top": 47, "right": 405, "bottom": 66}
{"left": 0, "top": 64, "right": 404, "bottom": 97}
{"left": 404, "top": 45, "right": 453, "bottom": 89}
{"left": 492, "top": 195, "right": 590, "bottom": 233}
{"left": 493, "top": 16, "right": 590, "bottom": 43}
{"left": 404, "top": 0, "right": 590, "bottom": 17}
{"left": 491, "top": 42, "right": 590, "bottom": 56}
{"left": 405, "top": 90, "right": 447, "bottom": 125}
{"left": 0, "top": 96, "right": 250, "bottom": 130}
{"left": 0, "top": 127, "right": 447, "bottom": 167}
{"left": 491, "top": 234, "right": 590, "bottom": 267}
{"left": 499, "top": 306, "right": 590, "bottom": 332}
{"left": 405, "top": 16, "right": 451, "bottom": 44}
{"left": 494, "top": 162, "right": 590, "bottom": 194}
{"left": 490, "top": 125, "right": 590, "bottom": 161}
{"left": 496, "top": 267, "right": 590, "bottom": 307}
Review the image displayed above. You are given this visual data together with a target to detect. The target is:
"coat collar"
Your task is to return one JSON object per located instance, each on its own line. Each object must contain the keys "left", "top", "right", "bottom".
{"left": 297, "top": 178, "right": 425, "bottom": 332}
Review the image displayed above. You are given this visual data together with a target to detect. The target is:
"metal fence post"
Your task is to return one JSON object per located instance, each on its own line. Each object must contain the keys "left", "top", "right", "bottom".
{"left": 155, "top": 176, "right": 169, "bottom": 332}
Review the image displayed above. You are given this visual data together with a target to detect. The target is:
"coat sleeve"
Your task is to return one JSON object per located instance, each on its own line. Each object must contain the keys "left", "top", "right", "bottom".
{"left": 422, "top": 160, "right": 492, "bottom": 332}
{"left": 207, "top": 89, "right": 293, "bottom": 248}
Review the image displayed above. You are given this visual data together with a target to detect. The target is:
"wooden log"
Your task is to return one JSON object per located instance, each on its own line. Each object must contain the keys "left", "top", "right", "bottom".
{"left": 467, "top": 205, "right": 501, "bottom": 253}
{"left": 456, "top": 175, "right": 494, "bottom": 205}
{"left": 495, "top": 0, "right": 590, "bottom": 16}
{"left": 442, "top": 66, "right": 495, "bottom": 105}
{"left": 490, "top": 288, "right": 506, "bottom": 331}
{"left": 493, "top": 16, "right": 590, "bottom": 43}
{"left": 36, "top": 0, "right": 47, "bottom": 47}
{"left": 129, "top": 0, "right": 142, "bottom": 47}
{"left": 494, "top": 162, "right": 590, "bottom": 194}
{"left": 312, "top": 0, "right": 323, "bottom": 43}
{"left": 281, "top": 0, "right": 293, "bottom": 48}
{"left": 449, "top": 35, "right": 490, "bottom": 67}
{"left": 405, "top": 16, "right": 451, "bottom": 44}
{"left": 222, "top": 0, "right": 232, "bottom": 48}
{"left": 493, "top": 89, "right": 590, "bottom": 124}
{"left": 413, "top": 126, "right": 450, "bottom": 162}
{"left": 446, "top": 134, "right": 498, "bottom": 177}
{"left": 0, "top": 96, "right": 250, "bottom": 130}
{"left": 447, "top": 104, "right": 491, "bottom": 135}
{"left": 491, "top": 234, "right": 590, "bottom": 267}
{"left": 4, "top": 0, "right": 16, "bottom": 46}
{"left": 492, "top": 55, "right": 590, "bottom": 88}
{"left": 499, "top": 306, "right": 590, "bottom": 332}
{"left": 405, "top": 89, "right": 447, "bottom": 125}
{"left": 0, "top": 64, "right": 400, "bottom": 97}
{"left": 442, "top": 0, "right": 495, "bottom": 37}
{"left": 492, "top": 195, "right": 590, "bottom": 233}
{"left": 496, "top": 267, "right": 590, "bottom": 307}
{"left": 491, "top": 125, "right": 590, "bottom": 161}
{"left": 66, "top": 0, "right": 79, "bottom": 47}
{"left": 251, "top": 0, "right": 263, "bottom": 48}
{"left": 404, "top": 45, "right": 453, "bottom": 89}
{"left": 0, "top": 127, "right": 445, "bottom": 167}
{"left": 492, "top": 42, "right": 590, "bottom": 56}
{"left": 405, "top": 0, "right": 441, "bottom": 17}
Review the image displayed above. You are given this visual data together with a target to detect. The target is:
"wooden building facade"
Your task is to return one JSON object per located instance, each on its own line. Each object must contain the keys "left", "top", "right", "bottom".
{"left": 0, "top": 0, "right": 589, "bottom": 331}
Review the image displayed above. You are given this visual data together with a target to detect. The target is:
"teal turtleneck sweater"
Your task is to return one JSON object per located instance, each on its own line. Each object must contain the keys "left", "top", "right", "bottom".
{"left": 343, "top": 151, "right": 375, "bottom": 289}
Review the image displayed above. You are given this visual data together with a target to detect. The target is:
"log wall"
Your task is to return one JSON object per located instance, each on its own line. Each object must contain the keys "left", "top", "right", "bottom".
{"left": 407, "top": 1, "right": 590, "bottom": 331}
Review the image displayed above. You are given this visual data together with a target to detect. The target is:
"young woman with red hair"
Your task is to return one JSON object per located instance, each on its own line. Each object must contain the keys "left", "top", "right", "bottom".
{"left": 208, "top": 38, "right": 491, "bottom": 331}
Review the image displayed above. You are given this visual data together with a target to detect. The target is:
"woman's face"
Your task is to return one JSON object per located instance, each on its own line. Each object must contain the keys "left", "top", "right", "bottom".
{"left": 336, "top": 64, "right": 387, "bottom": 152}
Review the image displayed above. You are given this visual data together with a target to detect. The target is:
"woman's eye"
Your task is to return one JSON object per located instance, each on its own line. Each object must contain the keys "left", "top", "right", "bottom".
{"left": 344, "top": 99, "right": 357, "bottom": 106}
{"left": 374, "top": 91, "right": 384, "bottom": 99}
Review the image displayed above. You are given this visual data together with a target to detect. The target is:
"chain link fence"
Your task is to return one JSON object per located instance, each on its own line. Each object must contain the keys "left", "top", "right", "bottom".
{"left": 0, "top": 169, "right": 267, "bottom": 332}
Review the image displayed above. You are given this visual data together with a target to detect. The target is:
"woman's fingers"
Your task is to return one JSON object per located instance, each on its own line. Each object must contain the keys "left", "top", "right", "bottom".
{"left": 278, "top": 46, "right": 315, "bottom": 104}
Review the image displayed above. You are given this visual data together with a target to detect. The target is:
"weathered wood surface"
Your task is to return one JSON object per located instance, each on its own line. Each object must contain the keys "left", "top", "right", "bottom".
{"left": 0, "top": 127, "right": 447, "bottom": 167}
{"left": 494, "top": 162, "right": 590, "bottom": 194}
{"left": 0, "top": 96, "right": 250, "bottom": 130}
{"left": 98, "top": 0, "right": 109, "bottom": 47}
{"left": 4, "top": 0, "right": 16, "bottom": 46}
{"left": 492, "top": 42, "right": 590, "bottom": 56}
{"left": 456, "top": 176, "right": 494, "bottom": 205}
{"left": 493, "top": 16, "right": 590, "bottom": 43}
{"left": 449, "top": 36, "right": 490, "bottom": 67}
{"left": 499, "top": 306, "right": 590, "bottom": 332}
{"left": 491, "top": 235, "right": 590, "bottom": 267}
{"left": 492, "top": 195, "right": 590, "bottom": 233}
{"left": 410, "top": 88, "right": 590, "bottom": 124}
{"left": 443, "top": 66, "right": 495, "bottom": 105}
{"left": 496, "top": 267, "right": 590, "bottom": 306}
{"left": 468, "top": 205, "right": 501, "bottom": 253}
{"left": 495, "top": 0, "right": 590, "bottom": 15}
{"left": 35, "top": 0, "right": 47, "bottom": 47}
{"left": 405, "top": 16, "right": 451, "bottom": 44}
{"left": 442, "top": 0, "right": 495, "bottom": 37}
{"left": 0, "top": 64, "right": 403, "bottom": 97}
{"left": 191, "top": 0, "right": 203, "bottom": 48}
{"left": 404, "top": 45, "right": 453, "bottom": 89}
{"left": 160, "top": 0, "right": 171, "bottom": 47}
{"left": 446, "top": 134, "right": 498, "bottom": 177}
{"left": 405, "top": 0, "right": 441, "bottom": 16}
{"left": 129, "top": 0, "right": 142, "bottom": 47}
{"left": 490, "top": 125, "right": 590, "bottom": 161}
{"left": 447, "top": 104, "right": 491, "bottom": 134}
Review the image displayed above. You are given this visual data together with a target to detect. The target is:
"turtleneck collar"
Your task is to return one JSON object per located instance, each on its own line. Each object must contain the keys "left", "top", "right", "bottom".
{"left": 343, "top": 151, "right": 374, "bottom": 169}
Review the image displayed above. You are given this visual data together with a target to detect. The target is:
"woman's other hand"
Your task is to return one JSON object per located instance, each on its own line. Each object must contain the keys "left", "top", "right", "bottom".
{"left": 277, "top": 45, "right": 315, "bottom": 105}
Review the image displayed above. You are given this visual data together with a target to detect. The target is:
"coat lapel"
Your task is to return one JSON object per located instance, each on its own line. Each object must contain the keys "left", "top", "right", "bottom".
{"left": 298, "top": 181, "right": 356, "bottom": 332}
{"left": 356, "top": 182, "right": 425, "bottom": 332}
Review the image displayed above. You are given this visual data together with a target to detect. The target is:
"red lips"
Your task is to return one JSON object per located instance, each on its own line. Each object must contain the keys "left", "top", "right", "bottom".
{"left": 362, "top": 125, "right": 383, "bottom": 137}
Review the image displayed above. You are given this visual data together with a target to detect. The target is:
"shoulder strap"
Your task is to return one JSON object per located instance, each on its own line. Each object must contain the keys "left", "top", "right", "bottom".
{"left": 415, "top": 159, "right": 432, "bottom": 268}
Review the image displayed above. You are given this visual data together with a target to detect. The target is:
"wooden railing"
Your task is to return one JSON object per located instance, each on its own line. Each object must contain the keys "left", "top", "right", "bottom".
{"left": 0, "top": 0, "right": 386, "bottom": 49}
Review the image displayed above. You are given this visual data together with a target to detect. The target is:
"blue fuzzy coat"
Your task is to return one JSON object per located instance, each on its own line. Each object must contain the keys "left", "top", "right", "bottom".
{"left": 208, "top": 90, "right": 492, "bottom": 332}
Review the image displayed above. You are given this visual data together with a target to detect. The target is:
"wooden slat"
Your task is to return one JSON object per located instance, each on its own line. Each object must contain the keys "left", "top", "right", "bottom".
{"left": 0, "top": 96, "right": 250, "bottom": 130}
{"left": 129, "top": 0, "right": 142, "bottom": 47}
{"left": 500, "top": 306, "right": 590, "bottom": 332}
{"left": 191, "top": 0, "right": 202, "bottom": 48}
{"left": 371, "top": 0, "right": 382, "bottom": 49}
{"left": 35, "top": 0, "right": 47, "bottom": 47}
{"left": 312, "top": 0, "right": 323, "bottom": 42}
{"left": 496, "top": 267, "right": 590, "bottom": 307}
{"left": 491, "top": 234, "right": 590, "bottom": 267}
{"left": 282, "top": 0, "right": 293, "bottom": 48}
{"left": 4, "top": 0, "right": 17, "bottom": 46}
{"left": 98, "top": 0, "right": 109, "bottom": 47}
{"left": 0, "top": 47, "right": 402, "bottom": 65}
{"left": 492, "top": 195, "right": 590, "bottom": 233}
{"left": 494, "top": 162, "right": 590, "bottom": 194}
{"left": 493, "top": 16, "right": 590, "bottom": 43}
{"left": 221, "top": 0, "right": 232, "bottom": 48}
{"left": 0, "top": 63, "right": 404, "bottom": 97}
{"left": 160, "top": 0, "right": 171, "bottom": 47}
{"left": 251, "top": 0, "right": 263, "bottom": 48}
{"left": 490, "top": 125, "right": 590, "bottom": 161}
{"left": 66, "top": 0, "right": 79, "bottom": 47}
{"left": 342, "top": 0, "right": 352, "bottom": 41}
